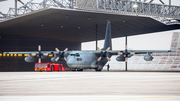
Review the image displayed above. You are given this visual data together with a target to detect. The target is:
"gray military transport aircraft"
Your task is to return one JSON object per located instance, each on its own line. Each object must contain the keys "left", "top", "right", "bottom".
{"left": 4, "top": 21, "right": 175, "bottom": 71}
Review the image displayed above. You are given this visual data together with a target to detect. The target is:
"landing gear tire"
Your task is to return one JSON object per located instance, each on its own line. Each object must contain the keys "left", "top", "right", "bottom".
{"left": 71, "top": 69, "right": 76, "bottom": 71}
{"left": 77, "top": 69, "right": 83, "bottom": 71}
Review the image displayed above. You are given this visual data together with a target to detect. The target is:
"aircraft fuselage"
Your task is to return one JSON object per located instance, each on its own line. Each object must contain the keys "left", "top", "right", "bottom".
{"left": 67, "top": 51, "right": 100, "bottom": 69}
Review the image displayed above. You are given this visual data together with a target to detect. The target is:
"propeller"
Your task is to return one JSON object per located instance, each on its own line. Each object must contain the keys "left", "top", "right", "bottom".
{"left": 31, "top": 45, "right": 48, "bottom": 63}
{"left": 97, "top": 47, "right": 111, "bottom": 62}
{"left": 55, "top": 48, "right": 68, "bottom": 62}
{"left": 116, "top": 37, "right": 136, "bottom": 71}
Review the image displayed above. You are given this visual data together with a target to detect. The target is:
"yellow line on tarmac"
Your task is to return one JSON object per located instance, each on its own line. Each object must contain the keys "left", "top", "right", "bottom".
{"left": 89, "top": 95, "right": 180, "bottom": 101}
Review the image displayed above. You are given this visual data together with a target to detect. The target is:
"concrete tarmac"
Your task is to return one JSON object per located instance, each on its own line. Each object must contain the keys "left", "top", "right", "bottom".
{"left": 0, "top": 72, "right": 180, "bottom": 101}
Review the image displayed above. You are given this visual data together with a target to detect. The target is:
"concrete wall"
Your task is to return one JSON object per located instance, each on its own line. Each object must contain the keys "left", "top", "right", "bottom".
{"left": 0, "top": 35, "right": 81, "bottom": 71}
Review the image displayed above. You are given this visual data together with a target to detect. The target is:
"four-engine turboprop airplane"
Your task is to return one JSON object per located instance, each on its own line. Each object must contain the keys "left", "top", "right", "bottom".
{"left": 4, "top": 21, "right": 175, "bottom": 71}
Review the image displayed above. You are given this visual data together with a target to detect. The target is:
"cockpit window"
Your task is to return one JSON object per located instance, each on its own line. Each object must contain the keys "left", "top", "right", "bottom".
{"left": 70, "top": 54, "right": 75, "bottom": 56}
{"left": 70, "top": 53, "right": 80, "bottom": 57}
{"left": 77, "top": 58, "right": 82, "bottom": 61}
{"left": 75, "top": 53, "right": 80, "bottom": 57}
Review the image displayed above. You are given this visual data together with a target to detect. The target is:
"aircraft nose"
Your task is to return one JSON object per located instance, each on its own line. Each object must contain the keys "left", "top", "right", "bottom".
{"left": 66, "top": 59, "right": 74, "bottom": 67}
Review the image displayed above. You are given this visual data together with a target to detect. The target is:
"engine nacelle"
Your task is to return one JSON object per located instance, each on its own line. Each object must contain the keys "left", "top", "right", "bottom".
{"left": 41, "top": 55, "right": 47, "bottom": 59}
{"left": 24, "top": 56, "right": 35, "bottom": 62}
{"left": 51, "top": 57, "right": 56, "bottom": 62}
{"left": 144, "top": 55, "right": 154, "bottom": 61}
{"left": 116, "top": 56, "right": 125, "bottom": 61}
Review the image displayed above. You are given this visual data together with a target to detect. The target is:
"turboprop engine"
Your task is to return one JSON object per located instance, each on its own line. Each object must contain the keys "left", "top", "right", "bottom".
{"left": 144, "top": 55, "right": 154, "bottom": 61}
{"left": 25, "top": 45, "right": 48, "bottom": 63}
{"left": 25, "top": 56, "right": 35, "bottom": 62}
{"left": 116, "top": 55, "right": 125, "bottom": 61}
{"left": 51, "top": 48, "right": 68, "bottom": 62}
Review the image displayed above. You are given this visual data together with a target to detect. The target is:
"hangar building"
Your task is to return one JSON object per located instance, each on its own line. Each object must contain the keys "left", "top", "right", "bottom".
{"left": 0, "top": 0, "right": 180, "bottom": 71}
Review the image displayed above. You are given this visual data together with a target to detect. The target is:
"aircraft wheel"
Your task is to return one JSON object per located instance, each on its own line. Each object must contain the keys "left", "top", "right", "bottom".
{"left": 77, "top": 69, "right": 83, "bottom": 71}
{"left": 71, "top": 69, "right": 76, "bottom": 71}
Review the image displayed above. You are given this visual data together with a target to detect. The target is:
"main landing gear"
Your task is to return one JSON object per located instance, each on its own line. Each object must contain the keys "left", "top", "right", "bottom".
{"left": 71, "top": 68, "right": 83, "bottom": 71}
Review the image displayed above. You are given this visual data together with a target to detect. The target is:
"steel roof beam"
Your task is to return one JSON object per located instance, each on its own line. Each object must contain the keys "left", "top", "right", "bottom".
{"left": 0, "top": 0, "right": 180, "bottom": 25}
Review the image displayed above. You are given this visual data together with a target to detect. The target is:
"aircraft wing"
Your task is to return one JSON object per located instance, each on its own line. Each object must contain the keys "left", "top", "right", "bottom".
{"left": 3, "top": 51, "right": 72, "bottom": 56}
{"left": 3, "top": 51, "right": 57, "bottom": 54}
{"left": 94, "top": 50, "right": 175, "bottom": 56}
{"left": 107, "top": 50, "right": 175, "bottom": 55}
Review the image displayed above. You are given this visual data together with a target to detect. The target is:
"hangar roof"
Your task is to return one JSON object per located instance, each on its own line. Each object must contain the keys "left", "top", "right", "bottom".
{"left": 0, "top": 8, "right": 180, "bottom": 42}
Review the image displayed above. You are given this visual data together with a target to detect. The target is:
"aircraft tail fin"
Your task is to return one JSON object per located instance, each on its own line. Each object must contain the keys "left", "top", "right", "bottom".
{"left": 101, "top": 21, "right": 112, "bottom": 50}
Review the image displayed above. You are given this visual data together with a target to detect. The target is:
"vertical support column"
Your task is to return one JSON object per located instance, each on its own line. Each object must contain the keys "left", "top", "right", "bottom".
{"left": 169, "top": 0, "right": 171, "bottom": 5}
{"left": 43, "top": 0, "right": 46, "bottom": 8}
{"left": 15, "top": 0, "right": 17, "bottom": 16}
{"left": 125, "top": 36, "right": 128, "bottom": 71}
{"left": 71, "top": 0, "right": 74, "bottom": 9}
{"left": 96, "top": 0, "right": 99, "bottom": 9}
{"left": 96, "top": 24, "right": 98, "bottom": 50}
{"left": 169, "top": 0, "right": 171, "bottom": 16}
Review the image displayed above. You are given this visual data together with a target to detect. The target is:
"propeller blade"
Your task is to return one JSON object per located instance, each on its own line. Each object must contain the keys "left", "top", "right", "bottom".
{"left": 43, "top": 53, "right": 49, "bottom": 56}
{"left": 55, "top": 57, "right": 59, "bottom": 62}
{"left": 97, "top": 57, "right": 102, "bottom": 61}
{"left": 130, "top": 52, "right": 135, "bottom": 55}
{"left": 106, "top": 47, "right": 110, "bottom": 52}
{"left": 106, "top": 57, "right": 111, "bottom": 61}
{"left": 125, "top": 57, "right": 128, "bottom": 63}
{"left": 64, "top": 57, "right": 67, "bottom": 62}
{"left": 38, "top": 58, "right": 41, "bottom": 63}
{"left": 64, "top": 48, "right": 68, "bottom": 52}
{"left": 38, "top": 45, "right": 41, "bottom": 51}
{"left": 117, "top": 52, "right": 123, "bottom": 55}
{"left": 55, "top": 48, "right": 60, "bottom": 52}
{"left": 31, "top": 53, "right": 36, "bottom": 56}
{"left": 97, "top": 47, "right": 101, "bottom": 52}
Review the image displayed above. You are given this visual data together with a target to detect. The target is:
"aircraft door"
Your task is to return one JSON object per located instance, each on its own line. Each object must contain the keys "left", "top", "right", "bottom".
{"left": 74, "top": 53, "right": 82, "bottom": 67}
{"left": 67, "top": 53, "right": 76, "bottom": 67}
{"left": 83, "top": 53, "right": 90, "bottom": 66}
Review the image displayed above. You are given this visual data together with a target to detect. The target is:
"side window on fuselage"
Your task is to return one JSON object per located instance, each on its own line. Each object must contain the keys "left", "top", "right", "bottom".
{"left": 75, "top": 53, "right": 80, "bottom": 57}
{"left": 77, "top": 58, "right": 82, "bottom": 61}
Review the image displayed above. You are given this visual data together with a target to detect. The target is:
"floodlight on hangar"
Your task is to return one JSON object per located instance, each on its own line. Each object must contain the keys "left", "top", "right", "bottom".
{"left": 24, "top": 54, "right": 28, "bottom": 57}
{"left": 49, "top": 54, "right": 53, "bottom": 57}
{"left": 18, "top": 54, "right": 22, "bottom": 56}
{"left": 133, "top": 4, "right": 138, "bottom": 8}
